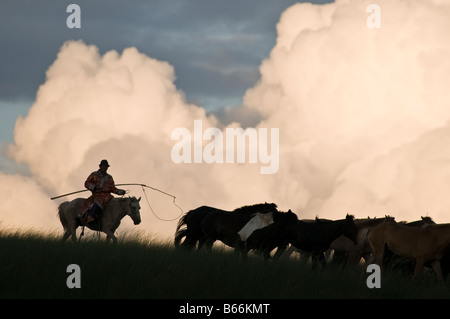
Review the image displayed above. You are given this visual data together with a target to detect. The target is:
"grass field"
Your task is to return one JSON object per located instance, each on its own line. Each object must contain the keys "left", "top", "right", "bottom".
{"left": 1, "top": 229, "right": 450, "bottom": 299}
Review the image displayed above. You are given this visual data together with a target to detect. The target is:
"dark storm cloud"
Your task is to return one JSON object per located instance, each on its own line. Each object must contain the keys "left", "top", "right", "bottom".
{"left": 0, "top": 0, "right": 333, "bottom": 110}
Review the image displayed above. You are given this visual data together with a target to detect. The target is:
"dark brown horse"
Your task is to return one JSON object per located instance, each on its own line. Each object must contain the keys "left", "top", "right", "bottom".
{"left": 174, "top": 203, "right": 278, "bottom": 249}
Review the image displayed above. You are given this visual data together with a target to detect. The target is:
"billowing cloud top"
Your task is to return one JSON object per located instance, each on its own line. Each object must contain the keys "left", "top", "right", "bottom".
{"left": 243, "top": 0, "right": 450, "bottom": 220}
{"left": 10, "top": 40, "right": 212, "bottom": 192}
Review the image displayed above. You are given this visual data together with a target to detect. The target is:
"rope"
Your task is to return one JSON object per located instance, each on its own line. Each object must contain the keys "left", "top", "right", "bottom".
{"left": 115, "top": 183, "right": 176, "bottom": 199}
{"left": 115, "top": 183, "right": 184, "bottom": 221}
{"left": 140, "top": 186, "right": 184, "bottom": 222}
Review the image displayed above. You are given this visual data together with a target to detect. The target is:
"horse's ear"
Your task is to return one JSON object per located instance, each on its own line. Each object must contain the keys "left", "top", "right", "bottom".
{"left": 138, "top": 197, "right": 141, "bottom": 202}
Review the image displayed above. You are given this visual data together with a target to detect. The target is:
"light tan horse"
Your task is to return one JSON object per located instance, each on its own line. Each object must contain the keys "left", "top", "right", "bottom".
{"left": 327, "top": 216, "right": 395, "bottom": 266}
{"left": 58, "top": 197, "right": 141, "bottom": 243}
{"left": 367, "top": 222, "right": 450, "bottom": 281}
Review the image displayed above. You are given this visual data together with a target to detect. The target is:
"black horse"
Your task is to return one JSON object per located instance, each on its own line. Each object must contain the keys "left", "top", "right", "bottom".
{"left": 245, "top": 210, "right": 299, "bottom": 259}
{"left": 174, "top": 203, "right": 278, "bottom": 249}
{"left": 247, "top": 214, "right": 358, "bottom": 266}
{"left": 294, "top": 214, "right": 358, "bottom": 268}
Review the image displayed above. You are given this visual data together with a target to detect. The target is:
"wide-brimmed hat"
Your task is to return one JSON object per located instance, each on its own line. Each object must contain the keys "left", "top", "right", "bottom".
{"left": 99, "top": 159, "right": 110, "bottom": 167}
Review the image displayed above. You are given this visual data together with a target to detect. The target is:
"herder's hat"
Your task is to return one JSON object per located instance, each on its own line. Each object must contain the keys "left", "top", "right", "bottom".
{"left": 99, "top": 159, "right": 110, "bottom": 167}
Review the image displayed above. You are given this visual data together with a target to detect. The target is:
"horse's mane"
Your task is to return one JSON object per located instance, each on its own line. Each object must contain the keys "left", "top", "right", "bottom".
{"left": 402, "top": 216, "right": 436, "bottom": 226}
{"left": 315, "top": 216, "right": 332, "bottom": 223}
{"left": 314, "top": 214, "right": 354, "bottom": 223}
{"left": 233, "top": 202, "right": 278, "bottom": 214}
{"left": 116, "top": 196, "right": 138, "bottom": 202}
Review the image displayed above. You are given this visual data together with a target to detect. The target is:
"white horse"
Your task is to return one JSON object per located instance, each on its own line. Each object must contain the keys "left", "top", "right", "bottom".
{"left": 58, "top": 196, "right": 141, "bottom": 243}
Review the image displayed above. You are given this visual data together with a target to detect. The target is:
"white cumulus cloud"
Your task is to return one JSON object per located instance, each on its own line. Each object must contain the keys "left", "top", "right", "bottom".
{"left": 244, "top": 0, "right": 450, "bottom": 221}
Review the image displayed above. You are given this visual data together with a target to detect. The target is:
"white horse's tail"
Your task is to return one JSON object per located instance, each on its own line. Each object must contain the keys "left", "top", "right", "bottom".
{"left": 57, "top": 201, "right": 70, "bottom": 231}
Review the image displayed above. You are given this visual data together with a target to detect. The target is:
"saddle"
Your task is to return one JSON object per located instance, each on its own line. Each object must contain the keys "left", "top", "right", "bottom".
{"left": 78, "top": 213, "right": 102, "bottom": 230}
{"left": 78, "top": 201, "right": 103, "bottom": 230}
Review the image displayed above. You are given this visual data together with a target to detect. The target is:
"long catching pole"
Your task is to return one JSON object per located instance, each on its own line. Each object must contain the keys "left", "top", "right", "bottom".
{"left": 51, "top": 183, "right": 177, "bottom": 200}
{"left": 50, "top": 183, "right": 184, "bottom": 221}
{"left": 50, "top": 189, "right": 89, "bottom": 200}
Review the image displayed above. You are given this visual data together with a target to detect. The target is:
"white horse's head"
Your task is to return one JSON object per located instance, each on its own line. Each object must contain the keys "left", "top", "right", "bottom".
{"left": 128, "top": 196, "right": 142, "bottom": 225}
{"left": 238, "top": 212, "right": 274, "bottom": 241}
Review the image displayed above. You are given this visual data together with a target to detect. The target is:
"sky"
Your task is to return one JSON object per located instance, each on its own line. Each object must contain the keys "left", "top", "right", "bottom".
{"left": 1, "top": 0, "right": 450, "bottom": 241}
{"left": 0, "top": 0, "right": 328, "bottom": 171}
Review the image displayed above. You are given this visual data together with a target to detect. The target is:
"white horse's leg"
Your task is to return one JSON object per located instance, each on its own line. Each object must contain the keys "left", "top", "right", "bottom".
{"left": 70, "top": 228, "right": 77, "bottom": 242}
{"left": 104, "top": 229, "right": 117, "bottom": 243}
{"left": 62, "top": 231, "right": 71, "bottom": 242}
{"left": 65, "top": 219, "right": 77, "bottom": 242}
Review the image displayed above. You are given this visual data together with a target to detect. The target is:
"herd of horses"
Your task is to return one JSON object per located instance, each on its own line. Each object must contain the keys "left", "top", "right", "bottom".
{"left": 57, "top": 198, "right": 450, "bottom": 282}
{"left": 173, "top": 203, "right": 450, "bottom": 282}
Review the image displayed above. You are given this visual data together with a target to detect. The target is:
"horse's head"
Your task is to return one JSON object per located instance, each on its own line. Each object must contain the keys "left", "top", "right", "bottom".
{"left": 384, "top": 215, "right": 396, "bottom": 223}
{"left": 284, "top": 209, "right": 299, "bottom": 223}
{"left": 344, "top": 214, "right": 358, "bottom": 245}
{"left": 421, "top": 216, "right": 436, "bottom": 225}
{"left": 128, "top": 196, "right": 142, "bottom": 225}
{"left": 273, "top": 209, "right": 298, "bottom": 224}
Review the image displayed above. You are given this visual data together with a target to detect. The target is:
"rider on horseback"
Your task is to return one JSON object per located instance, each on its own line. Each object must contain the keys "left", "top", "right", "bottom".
{"left": 78, "top": 159, "right": 126, "bottom": 224}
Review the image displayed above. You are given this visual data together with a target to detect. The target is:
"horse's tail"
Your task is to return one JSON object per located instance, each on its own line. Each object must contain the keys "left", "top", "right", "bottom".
{"left": 174, "top": 228, "right": 188, "bottom": 248}
{"left": 57, "top": 201, "right": 70, "bottom": 231}
{"left": 174, "top": 212, "right": 194, "bottom": 248}
{"left": 174, "top": 228, "right": 198, "bottom": 249}
{"left": 174, "top": 207, "right": 208, "bottom": 249}
{"left": 175, "top": 213, "right": 188, "bottom": 234}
